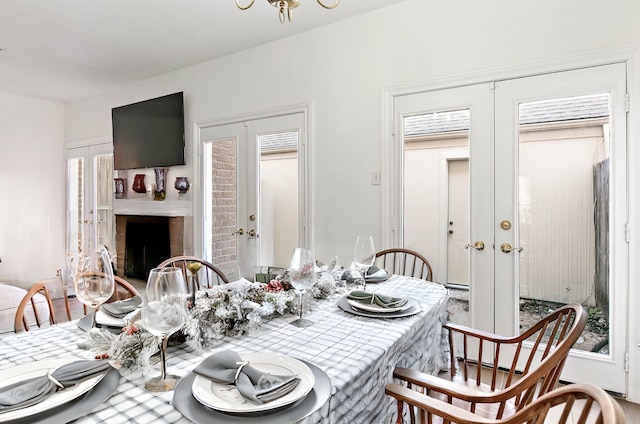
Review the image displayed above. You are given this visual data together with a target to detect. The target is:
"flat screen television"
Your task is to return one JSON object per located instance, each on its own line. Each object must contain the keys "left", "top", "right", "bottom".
{"left": 112, "top": 92, "right": 185, "bottom": 170}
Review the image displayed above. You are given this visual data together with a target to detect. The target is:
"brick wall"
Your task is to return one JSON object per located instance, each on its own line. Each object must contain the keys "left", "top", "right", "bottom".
{"left": 210, "top": 139, "right": 237, "bottom": 277}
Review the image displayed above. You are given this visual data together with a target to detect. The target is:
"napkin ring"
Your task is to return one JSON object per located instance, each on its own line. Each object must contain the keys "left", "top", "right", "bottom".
{"left": 47, "top": 370, "right": 64, "bottom": 390}
{"left": 234, "top": 360, "right": 250, "bottom": 381}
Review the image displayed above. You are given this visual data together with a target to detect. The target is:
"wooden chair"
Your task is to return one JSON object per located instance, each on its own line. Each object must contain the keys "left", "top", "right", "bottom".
{"left": 13, "top": 283, "right": 56, "bottom": 332}
{"left": 385, "top": 382, "right": 626, "bottom": 424}
{"left": 375, "top": 248, "right": 433, "bottom": 281}
{"left": 390, "top": 304, "right": 587, "bottom": 422}
{"left": 157, "top": 255, "right": 229, "bottom": 289}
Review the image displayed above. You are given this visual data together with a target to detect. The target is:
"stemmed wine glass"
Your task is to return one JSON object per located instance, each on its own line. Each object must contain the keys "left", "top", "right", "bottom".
{"left": 141, "top": 267, "right": 189, "bottom": 392}
{"left": 353, "top": 235, "right": 375, "bottom": 290}
{"left": 288, "top": 248, "right": 316, "bottom": 328}
{"left": 73, "top": 246, "right": 116, "bottom": 328}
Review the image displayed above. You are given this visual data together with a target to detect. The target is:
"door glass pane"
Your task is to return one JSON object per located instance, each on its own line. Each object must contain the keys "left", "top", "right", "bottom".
{"left": 208, "top": 138, "right": 239, "bottom": 279}
{"left": 95, "top": 154, "right": 114, "bottom": 251}
{"left": 67, "top": 157, "right": 84, "bottom": 255}
{"left": 518, "top": 93, "right": 610, "bottom": 354}
{"left": 258, "top": 130, "right": 298, "bottom": 269}
{"left": 404, "top": 109, "right": 470, "bottom": 325}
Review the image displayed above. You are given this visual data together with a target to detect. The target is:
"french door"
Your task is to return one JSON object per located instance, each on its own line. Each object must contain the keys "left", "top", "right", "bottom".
{"left": 392, "top": 63, "right": 628, "bottom": 392}
{"left": 65, "top": 142, "right": 115, "bottom": 258}
{"left": 200, "top": 112, "right": 308, "bottom": 281}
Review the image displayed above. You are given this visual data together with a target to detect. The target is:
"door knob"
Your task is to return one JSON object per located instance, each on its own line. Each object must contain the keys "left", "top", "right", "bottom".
{"left": 248, "top": 229, "right": 257, "bottom": 237}
{"left": 501, "top": 243, "right": 523, "bottom": 253}
{"left": 233, "top": 228, "right": 244, "bottom": 235}
{"left": 465, "top": 241, "right": 485, "bottom": 251}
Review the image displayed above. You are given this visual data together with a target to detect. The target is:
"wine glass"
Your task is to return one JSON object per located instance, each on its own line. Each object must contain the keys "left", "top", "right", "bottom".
{"left": 141, "top": 267, "right": 189, "bottom": 392}
{"left": 288, "top": 248, "right": 316, "bottom": 328}
{"left": 73, "top": 246, "right": 115, "bottom": 328}
{"left": 353, "top": 235, "right": 375, "bottom": 290}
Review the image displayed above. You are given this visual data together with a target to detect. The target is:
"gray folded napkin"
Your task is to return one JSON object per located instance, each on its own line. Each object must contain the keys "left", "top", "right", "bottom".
{"left": 0, "top": 359, "right": 110, "bottom": 414}
{"left": 101, "top": 295, "right": 142, "bottom": 318}
{"left": 347, "top": 290, "right": 407, "bottom": 308}
{"left": 193, "top": 351, "right": 300, "bottom": 404}
{"left": 364, "top": 266, "right": 389, "bottom": 281}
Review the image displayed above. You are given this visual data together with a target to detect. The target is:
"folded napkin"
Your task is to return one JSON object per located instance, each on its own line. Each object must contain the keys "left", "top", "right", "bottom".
{"left": 347, "top": 290, "right": 408, "bottom": 308}
{"left": 101, "top": 295, "right": 142, "bottom": 318}
{"left": 0, "top": 359, "right": 110, "bottom": 414}
{"left": 365, "top": 266, "right": 389, "bottom": 280}
{"left": 193, "top": 351, "right": 300, "bottom": 404}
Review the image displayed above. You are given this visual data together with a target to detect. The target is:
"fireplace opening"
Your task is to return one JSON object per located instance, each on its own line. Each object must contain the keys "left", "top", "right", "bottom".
{"left": 125, "top": 217, "right": 171, "bottom": 280}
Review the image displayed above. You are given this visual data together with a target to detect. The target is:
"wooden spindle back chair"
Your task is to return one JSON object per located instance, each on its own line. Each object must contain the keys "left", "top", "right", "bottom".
{"left": 391, "top": 304, "right": 587, "bottom": 422}
{"left": 374, "top": 248, "right": 433, "bottom": 282}
{"left": 386, "top": 382, "right": 625, "bottom": 424}
{"left": 157, "top": 255, "right": 229, "bottom": 290}
{"left": 14, "top": 283, "right": 56, "bottom": 332}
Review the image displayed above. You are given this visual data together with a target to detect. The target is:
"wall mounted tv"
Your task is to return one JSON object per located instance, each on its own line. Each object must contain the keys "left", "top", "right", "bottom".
{"left": 112, "top": 92, "right": 185, "bottom": 170}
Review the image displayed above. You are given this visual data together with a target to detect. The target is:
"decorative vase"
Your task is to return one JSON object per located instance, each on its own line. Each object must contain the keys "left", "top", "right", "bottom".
{"left": 114, "top": 178, "right": 126, "bottom": 199}
{"left": 153, "top": 168, "right": 169, "bottom": 201}
{"left": 174, "top": 177, "right": 190, "bottom": 194}
{"left": 132, "top": 174, "right": 147, "bottom": 193}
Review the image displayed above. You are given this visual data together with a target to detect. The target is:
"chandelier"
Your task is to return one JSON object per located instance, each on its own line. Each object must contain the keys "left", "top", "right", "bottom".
{"left": 235, "top": 0, "right": 340, "bottom": 23}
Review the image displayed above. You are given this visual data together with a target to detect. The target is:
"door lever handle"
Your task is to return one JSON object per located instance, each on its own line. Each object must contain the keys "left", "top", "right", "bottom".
{"left": 501, "top": 243, "right": 523, "bottom": 253}
{"left": 465, "top": 241, "right": 485, "bottom": 251}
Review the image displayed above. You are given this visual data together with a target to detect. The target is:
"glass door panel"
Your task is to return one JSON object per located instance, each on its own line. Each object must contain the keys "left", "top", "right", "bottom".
{"left": 396, "top": 84, "right": 493, "bottom": 332}
{"left": 66, "top": 143, "right": 114, "bottom": 258}
{"left": 495, "top": 63, "right": 627, "bottom": 392}
{"left": 202, "top": 113, "right": 306, "bottom": 280}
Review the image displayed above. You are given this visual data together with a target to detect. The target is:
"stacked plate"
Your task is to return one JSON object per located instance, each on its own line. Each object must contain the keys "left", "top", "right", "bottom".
{"left": 173, "top": 352, "right": 332, "bottom": 424}
{"left": 0, "top": 359, "right": 109, "bottom": 423}
{"left": 191, "top": 353, "right": 315, "bottom": 414}
{"left": 337, "top": 294, "right": 421, "bottom": 318}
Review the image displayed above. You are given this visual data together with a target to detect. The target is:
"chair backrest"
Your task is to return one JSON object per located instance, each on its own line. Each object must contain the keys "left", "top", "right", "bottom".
{"left": 157, "top": 255, "right": 229, "bottom": 289}
{"left": 14, "top": 283, "right": 56, "bottom": 332}
{"left": 448, "top": 303, "right": 587, "bottom": 417}
{"left": 385, "top": 382, "right": 625, "bottom": 424}
{"left": 108, "top": 276, "right": 140, "bottom": 302}
{"left": 374, "top": 248, "right": 433, "bottom": 281}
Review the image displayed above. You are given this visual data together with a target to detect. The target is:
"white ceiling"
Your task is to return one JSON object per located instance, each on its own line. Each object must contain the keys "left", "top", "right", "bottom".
{"left": 0, "top": 0, "right": 406, "bottom": 103}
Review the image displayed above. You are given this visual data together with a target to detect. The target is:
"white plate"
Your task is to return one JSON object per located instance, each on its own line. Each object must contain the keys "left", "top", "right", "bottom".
{"left": 0, "top": 359, "right": 107, "bottom": 422}
{"left": 95, "top": 308, "right": 140, "bottom": 327}
{"left": 347, "top": 297, "right": 412, "bottom": 313}
{"left": 191, "top": 352, "right": 315, "bottom": 413}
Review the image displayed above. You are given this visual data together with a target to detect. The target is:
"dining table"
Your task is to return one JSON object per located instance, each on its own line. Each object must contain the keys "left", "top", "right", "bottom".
{"left": 0, "top": 275, "right": 449, "bottom": 424}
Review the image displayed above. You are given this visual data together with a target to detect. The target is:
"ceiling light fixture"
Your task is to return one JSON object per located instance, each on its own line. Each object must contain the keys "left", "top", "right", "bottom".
{"left": 235, "top": 0, "right": 340, "bottom": 23}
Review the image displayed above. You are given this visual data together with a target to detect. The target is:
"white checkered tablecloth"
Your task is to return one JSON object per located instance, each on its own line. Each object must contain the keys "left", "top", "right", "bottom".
{"left": 0, "top": 276, "right": 449, "bottom": 424}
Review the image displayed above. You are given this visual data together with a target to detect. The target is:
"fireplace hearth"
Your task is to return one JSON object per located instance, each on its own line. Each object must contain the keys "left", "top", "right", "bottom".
{"left": 115, "top": 215, "right": 184, "bottom": 279}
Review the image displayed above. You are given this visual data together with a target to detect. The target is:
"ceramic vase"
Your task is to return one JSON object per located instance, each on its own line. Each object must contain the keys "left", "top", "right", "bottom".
{"left": 153, "top": 168, "right": 169, "bottom": 201}
{"left": 132, "top": 174, "right": 147, "bottom": 193}
{"left": 174, "top": 177, "right": 190, "bottom": 194}
{"left": 114, "top": 178, "right": 126, "bottom": 199}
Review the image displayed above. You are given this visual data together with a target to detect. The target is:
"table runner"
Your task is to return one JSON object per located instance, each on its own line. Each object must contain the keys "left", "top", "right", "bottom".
{"left": 0, "top": 276, "right": 448, "bottom": 424}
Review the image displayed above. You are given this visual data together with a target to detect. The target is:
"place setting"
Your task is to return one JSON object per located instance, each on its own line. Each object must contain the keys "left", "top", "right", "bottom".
{"left": 336, "top": 289, "right": 421, "bottom": 319}
{"left": 172, "top": 349, "right": 331, "bottom": 424}
{"left": 0, "top": 358, "right": 120, "bottom": 424}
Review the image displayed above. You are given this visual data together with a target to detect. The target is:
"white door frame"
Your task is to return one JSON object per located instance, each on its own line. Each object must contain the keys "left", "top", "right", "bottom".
{"left": 383, "top": 48, "right": 638, "bottom": 397}
{"left": 194, "top": 103, "right": 312, "bottom": 274}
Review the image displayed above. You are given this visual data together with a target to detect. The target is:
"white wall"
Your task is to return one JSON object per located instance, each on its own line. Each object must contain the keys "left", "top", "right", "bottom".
{"left": 0, "top": 91, "right": 65, "bottom": 288}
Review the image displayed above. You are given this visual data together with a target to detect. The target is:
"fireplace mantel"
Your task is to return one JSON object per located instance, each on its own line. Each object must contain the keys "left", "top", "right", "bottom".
{"left": 113, "top": 198, "right": 192, "bottom": 217}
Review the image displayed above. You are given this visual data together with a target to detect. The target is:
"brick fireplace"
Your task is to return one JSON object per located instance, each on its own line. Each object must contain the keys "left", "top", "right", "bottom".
{"left": 115, "top": 214, "right": 185, "bottom": 278}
